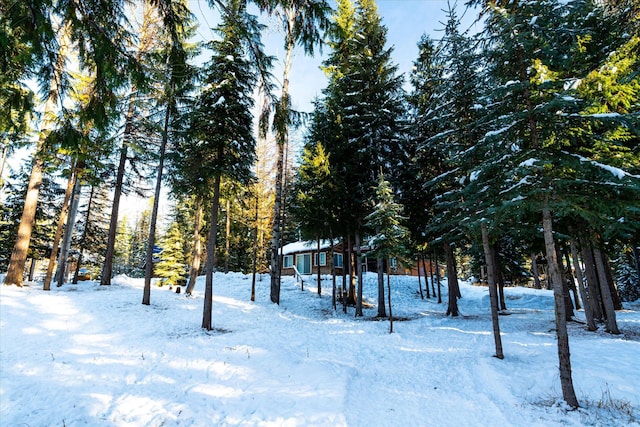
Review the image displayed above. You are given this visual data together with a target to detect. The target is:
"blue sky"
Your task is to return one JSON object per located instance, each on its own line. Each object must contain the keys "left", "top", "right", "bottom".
{"left": 191, "top": 0, "right": 482, "bottom": 113}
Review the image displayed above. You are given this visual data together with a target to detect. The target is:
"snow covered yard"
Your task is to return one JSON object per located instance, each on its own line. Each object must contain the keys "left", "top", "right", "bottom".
{"left": 1, "top": 272, "right": 639, "bottom": 426}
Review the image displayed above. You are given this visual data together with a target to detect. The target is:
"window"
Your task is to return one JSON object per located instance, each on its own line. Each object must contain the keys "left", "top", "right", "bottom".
{"left": 283, "top": 255, "right": 293, "bottom": 268}
{"left": 314, "top": 252, "right": 327, "bottom": 266}
{"left": 390, "top": 257, "right": 397, "bottom": 272}
{"left": 333, "top": 253, "right": 343, "bottom": 268}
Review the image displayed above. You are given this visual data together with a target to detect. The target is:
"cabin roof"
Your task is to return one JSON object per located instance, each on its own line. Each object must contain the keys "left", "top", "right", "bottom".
{"left": 281, "top": 240, "right": 334, "bottom": 255}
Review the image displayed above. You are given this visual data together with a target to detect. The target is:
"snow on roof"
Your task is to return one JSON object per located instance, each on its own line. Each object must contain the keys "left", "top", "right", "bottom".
{"left": 281, "top": 240, "right": 334, "bottom": 255}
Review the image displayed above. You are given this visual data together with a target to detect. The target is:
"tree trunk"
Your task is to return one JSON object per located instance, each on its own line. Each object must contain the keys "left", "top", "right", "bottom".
{"left": 270, "top": 14, "right": 296, "bottom": 305}
{"left": 186, "top": 198, "right": 204, "bottom": 296}
{"left": 481, "top": 222, "right": 504, "bottom": 359}
{"left": 202, "top": 174, "right": 221, "bottom": 331}
{"left": 531, "top": 253, "right": 541, "bottom": 289}
{"left": 632, "top": 244, "right": 640, "bottom": 281}
{"left": 570, "top": 239, "right": 596, "bottom": 331}
{"left": 493, "top": 245, "right": 507, "bottom": 311}
{"left": 4, "top": 23, "right": 70, "bottom": 287}
{"left": 434, "top": 250, "right": 442, "bottom": 303}
{"left": 387, "top": 260, "right": 393, "bottom": 334}
{"left": 342, "top": 240, "right": 348, "bottom": 313}
{"left": 43, "top": 161, "right": 76, "bottom": 291}
{"left": 4, "top": 152, "right": 45, "bottom": 286}
{"left": 427, "top": 254, "right": 434, "bottom": 299}
{"left": 330, "top": 235, "right": 336, "bottom": 310}
{"left": 417, "top": 254, "right": 424, "bottom": 299}
{"left": 542, "top": 208, "right": 579, "bottom": 408}
{"left": 251, "top": 195, "right": 259, "bottom": 302}
{"left": 580, "top": 239, "right": 604, "bottom": 321}
{"left": 28, "top": 259, "right": 37, "bottom": 281}
{"left": 377, "top": 253, "right": 386, "bottom": 317}
{"left": 347, "top": 234, "right": 356, "bottom": 305}
{"left": 317, "top": 238, "right": 322, "bottom": 295}
{"left": 554, "top": 244, "right": 574, "bottom": 321}
{"left": 593, "top": 246, "right": 620, "bottom": 334}
{"left": 602, "top": 255, "right": 622, "bottom": 310}
{"left": 72, "top": 184, "right": 96, "bottom": 284}
{"left": 0, "top": 144, "right": 8, "bottom": 191}
{"left": 355, "top": 232, "right": 364, "bottom": 317}
{"left": 564, "top": 250, "right": 581, "bottom": 310}
{"left": 55, "top": 176, "right": 82, "bottom": 286}
{"left": 101, "top": 99, "right": 134, "bottom": 286}
{"left": 444, "top": 242, "right": 460, "bottom": 316}
{"left": 225, "top": 198, "right": 231, "bottom": 274}
{"left": 142, "top": 98, "right": 171, "bottom": 305}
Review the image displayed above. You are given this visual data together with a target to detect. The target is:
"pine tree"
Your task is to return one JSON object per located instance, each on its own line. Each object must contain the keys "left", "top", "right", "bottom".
{"left": 365, "top": 173, "right": 409, "bottom": 328}
{"left": 188, "top": 0, "right": 258, "bottom": 330}
{"left": 113, "top": 216, "right": 134, "bottom": 277}
{"left": 155, "top": 221, "right": 188, "bottom": 287}
{"left": 317, "top": 0, "right": 405, "bottom": 316}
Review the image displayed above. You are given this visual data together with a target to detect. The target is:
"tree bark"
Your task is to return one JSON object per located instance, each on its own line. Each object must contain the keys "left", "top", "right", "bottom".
{"left": 43, "top": 161, "right": 76, "bottom": 291}
{"left": 225, "top": 198, "right": 231, "bottom": 273}
{"left": 564, "top": 250, "right": 581, "bottom": 310}
{"left": 427, "top": 253, "right": 434, "bottom": 299}
{"left": 481, "top": 222, "right": 504, "bottom": 359}
{"left": 55, "top": 176, "right": 82, "bottom": 286}
{"left": 355, "top": 232, "right": 364, "bottom": 317}
{"left": 72, "top": 184, "right": 96, "bottom": 284}
{"left": 570, "top": 239, "right": 596, "bottom": 331}
{"left": 202, "top": 174, "right": 221, "bottom": 331}
{"left": 593, "top": 246, "right": 620, "bottom": 334}
{"left": 387, "top": 260, "right": 393, "bottom": 334}
{"left": 417, "top": 255, "right": 424, "bottom": 299}
{"left": 531, "top": 253, "right": 541, "bottom": 289}
{"left": 142, "top": 97, "right": 171, "bottom": 306}
{"left": 434, "top": 250, "right": 442, "bottom": 303}
{"left": 580, "top": 240, "right": 604, "bottom": 321}
{"left": 377, "top": 254, "right": 386, "bottom": 317}
{"left": 251, "top": 195, "right": 258, "bottom": 302}
{"left": 317, "top": 238, "right": 322, "bottom": 295}
{"left": 330, "top": 235, "right": 336, "bottom": 310}
{"left": 347, "top": 234, "right": 356, "bottom": 305}
{"left": 342, "top": 239, "right": 348, "bottom": 313}
{"left": 542, "top": 208, "right": 579, "bottom": 408}
{"left": 602, "top": 255, "right": 622, "bottom": 310}
{"left": 4, "top": 152, "right": 46, "bottom": 286}
{"left": 444, "top": 242, "right": 460, "bottom": 316}
{"left": 632, "top": 244, "right": 640, "bottom": 281}
{"left": 101, "top": 99, "right": 134, "bottom": 286}
{"left": 554, "top": 244, "right": 574, "bottom": 321}
{"left": 186, "top": 198, "right": 204, "bottom": 296}
{"left": 493, "top": 245, "right": 507, "bottom": 311}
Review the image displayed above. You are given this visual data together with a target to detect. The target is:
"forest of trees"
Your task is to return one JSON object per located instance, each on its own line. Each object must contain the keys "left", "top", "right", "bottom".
{"left": 1, "top": 0, "right": 638, "bottom": 409}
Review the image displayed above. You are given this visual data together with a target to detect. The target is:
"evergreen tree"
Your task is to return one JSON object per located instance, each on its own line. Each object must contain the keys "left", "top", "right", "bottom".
{"left": 113, "top": 215, "right": 134, "bottom": 277}
{"left": 155, "top": 221, "right": 188, "bottom": 287}
{"left": 365, "top": 173, "right": 409, "bottom": 327}
{"left": 189, "top": 0, "right": 258, "bottom": 330}
{"left": 318, "top": 0, "right": 405, "bottom": 315}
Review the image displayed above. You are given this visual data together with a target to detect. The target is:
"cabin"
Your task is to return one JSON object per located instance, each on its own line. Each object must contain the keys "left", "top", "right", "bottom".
{"left": 281, "top": 240, "right": 344, "bottom": 276}
{"left": 280, "top": 240, "right": 443, "bottom": 277}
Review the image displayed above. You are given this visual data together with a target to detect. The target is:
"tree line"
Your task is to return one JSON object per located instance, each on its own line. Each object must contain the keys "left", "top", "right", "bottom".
{"left": 1, "top": 0, "right": 639, "bottom": 410}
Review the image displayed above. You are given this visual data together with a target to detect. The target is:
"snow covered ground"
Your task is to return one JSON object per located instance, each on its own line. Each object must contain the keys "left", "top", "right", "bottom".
{"left": 1, "top": 271, "right": 639, "bottom": 426}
